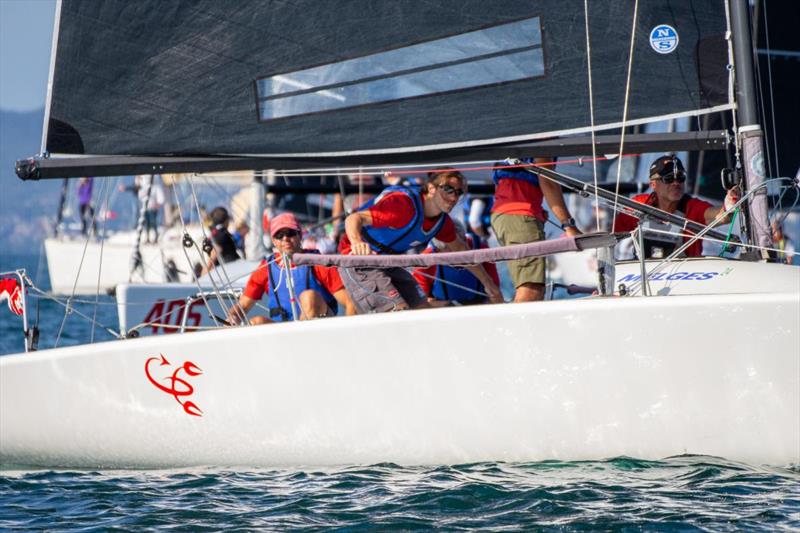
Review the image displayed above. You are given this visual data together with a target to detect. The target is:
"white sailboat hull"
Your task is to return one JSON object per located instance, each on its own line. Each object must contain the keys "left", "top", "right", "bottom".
{"left": 2, "top": 290, "right": 798, "bottom": 468}
{"left": 44, "top": 229, "right": 206, "bottom": 295}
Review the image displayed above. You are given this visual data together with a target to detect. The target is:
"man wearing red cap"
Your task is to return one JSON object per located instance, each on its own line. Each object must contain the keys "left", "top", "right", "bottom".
{"left": 227, "top": 213, "right": 355, "bottom": 324}
{"left": 614, "top": 155, "right": 739, "bottom": 258}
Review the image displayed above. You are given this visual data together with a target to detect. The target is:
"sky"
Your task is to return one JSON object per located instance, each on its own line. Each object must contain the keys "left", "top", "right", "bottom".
{"left": 0, "top": 0, "right": 56, "bottom": 111}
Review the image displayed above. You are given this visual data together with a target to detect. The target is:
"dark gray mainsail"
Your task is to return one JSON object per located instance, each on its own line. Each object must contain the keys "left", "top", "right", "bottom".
{"left": 39, "top": 0, "right": 729, "bottom": 168}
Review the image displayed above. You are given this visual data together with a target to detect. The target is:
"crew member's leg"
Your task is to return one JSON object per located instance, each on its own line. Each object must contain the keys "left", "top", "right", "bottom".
{"left": 491, "top": 213, "right": 546, "bottom": 302}
{"left": 80, "top": 204, "right": 89, "bottom": 235}
{"left": 149, "top": 209, "right": 159, "bottom": 242}
{"left": 339, "top": 267, "right": 410, "bottom": 313}
{"left": 298, "top": 289, "right": 334, "bottom": 319}
{"left": 387, "top": 268, "right": 430, "bottom": 309}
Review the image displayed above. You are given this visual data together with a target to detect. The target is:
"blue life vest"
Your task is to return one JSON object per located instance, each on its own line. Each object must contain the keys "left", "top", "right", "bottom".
{"left": 430, "top": 235, "right": 486, "bottom": 304}
{"left": 359, "top": 186, "right": 447, "bottom": 254}
{"left": 267, "top": 253, "right": 338, "bottom": 322}
{"left": 492, "top": 158, "right": 540, "bottom": 187}
{"left": 462, "top": 195, "right": 493, "bottom": 230}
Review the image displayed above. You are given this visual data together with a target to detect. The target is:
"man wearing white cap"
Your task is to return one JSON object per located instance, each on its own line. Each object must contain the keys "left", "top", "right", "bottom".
{"left": 227, "top": 213, "right": 355, "bottom": 324}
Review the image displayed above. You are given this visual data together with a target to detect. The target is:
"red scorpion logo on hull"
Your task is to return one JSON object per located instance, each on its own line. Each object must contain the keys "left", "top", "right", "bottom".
{"left": 144, "top": 354, "right": 203, "bottom": 416}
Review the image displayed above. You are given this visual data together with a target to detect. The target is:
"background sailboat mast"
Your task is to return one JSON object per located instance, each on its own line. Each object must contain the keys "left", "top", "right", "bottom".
{"left": 730, "top": 0, "right": 772, "bottom": 257}
{"left": 247, "top": 174, "right": 267, "bottom": 260}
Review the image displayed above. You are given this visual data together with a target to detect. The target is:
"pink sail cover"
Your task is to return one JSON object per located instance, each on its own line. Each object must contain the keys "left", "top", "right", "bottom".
{"left": 293, "top": 233, "right": 614, "bottom": 268}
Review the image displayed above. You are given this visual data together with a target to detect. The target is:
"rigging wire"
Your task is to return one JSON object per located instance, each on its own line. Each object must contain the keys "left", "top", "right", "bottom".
{"left": 610, "top": 0, "right": 639, "bottom": 233}
{"left": 629, "top": 225, "right": 795, "bottom": 259}
{"left": 54, "top": 185, "right": 107, "bottom": 348}
{"left": 199, "top": 173, "right": 255, "bottom": 223}
{"left": 751, "top": 0, "right": 773, "bottom": 183}
{"left": 717, "top": 209, "right": 740, "bottom": 256}
{"left": 412, "top": 269, "right": 489, "bottom": 299}
{"left": 185, "top": 174, "right": 237, "bottom": 321}
{"left": 761, "top": 0, "right": 780, "bottom": 180}
{"left": 759, "top": 0, "right": 785, "bottom": 225}
{"left": 583, "top": 0, "right": 601, "bottom": 232}
{"left": 167, "top": 175, "right": 227, "bottom": 328}
{"left": 623, "top": 179, "right": 796, "bottom": 294}
{"left": 28, "top": 281, "right": 121, "bottom": 341}
{"left": 90, "top": 178, "right": 113, "bottom": 344}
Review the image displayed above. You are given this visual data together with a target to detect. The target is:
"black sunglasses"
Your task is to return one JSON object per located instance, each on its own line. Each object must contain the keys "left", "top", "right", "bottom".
{"left": 273, "top": 229, "right": 301, "bottom": 240}
{"left": 438, "top": 183, "right": 465, "bottom": 198}
{"left": 654, "top": 172, "right": 687, "bottom": 185}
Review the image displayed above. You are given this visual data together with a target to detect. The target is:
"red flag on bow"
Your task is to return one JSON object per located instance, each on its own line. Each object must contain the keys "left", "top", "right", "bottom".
{"left": 0, "top": 278, "right": 24, "bottom": 316}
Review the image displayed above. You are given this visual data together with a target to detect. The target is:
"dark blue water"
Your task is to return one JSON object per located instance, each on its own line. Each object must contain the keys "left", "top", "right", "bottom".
{"left": 0, "top": 252, "right": 118, "bottom": 355}
{"left": 1, "top": 459, "right": 798, "bottom": 531}
{"left": 2, "top": 252, "right": 799, "bottom": 530}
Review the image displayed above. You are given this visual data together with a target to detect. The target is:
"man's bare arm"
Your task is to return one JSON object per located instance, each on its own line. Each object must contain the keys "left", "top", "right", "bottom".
{"left": 333, "top": 289, "right": 357, "bottom": 315}
{"left": 227, "top": 294, "right": 257, "bottom": 324}
{"left": 535, "top": 158, "right": 582, "bottom": 237}
{"left": 344, "top": 211, "right": 375, "bottom": 255}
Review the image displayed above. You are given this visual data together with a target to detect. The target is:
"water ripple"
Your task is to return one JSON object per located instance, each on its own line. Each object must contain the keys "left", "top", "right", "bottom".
{"left": 2, "top": 456, "right": 798, "bottom": 531}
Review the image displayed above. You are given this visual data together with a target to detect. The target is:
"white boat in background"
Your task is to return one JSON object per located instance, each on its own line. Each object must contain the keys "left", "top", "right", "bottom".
{"left": 116, "top": 259, "right": 260, "bottom": 337}
{"left": 44, "top": 225, "right": 207, "bottom": 295}
{"left": 2, "top": 0, "right": 798, "bottom": 469}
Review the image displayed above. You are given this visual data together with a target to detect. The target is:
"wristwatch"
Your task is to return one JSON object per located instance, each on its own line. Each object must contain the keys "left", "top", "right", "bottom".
{"left": 560, "top": 217, "right": 577, "bottom": 230}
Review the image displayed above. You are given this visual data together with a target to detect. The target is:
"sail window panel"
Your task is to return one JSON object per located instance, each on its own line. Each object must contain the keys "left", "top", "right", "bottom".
{"left": 256, "top": 17, "right": 543, "bottom": 120}
{"left": 259, "top": 49, "right": 543, "bottom": 120}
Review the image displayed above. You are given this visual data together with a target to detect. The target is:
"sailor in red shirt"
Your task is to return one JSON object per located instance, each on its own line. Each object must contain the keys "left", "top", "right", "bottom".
{"left": 614, "top": 155, "right": 739, "bottom": 258}
{"left": 227, "top": 213, "right": 355, "bottom": 324}
{"left": 341, "top": 169, "right": 503, "bottom": 313}
{"left": 491, "top": 157, "right": 581, "bottom": 302}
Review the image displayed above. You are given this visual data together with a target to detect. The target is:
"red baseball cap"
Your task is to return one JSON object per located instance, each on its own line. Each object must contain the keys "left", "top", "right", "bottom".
{"left": 269, "top": 212, "right": 301, "bottom": 238}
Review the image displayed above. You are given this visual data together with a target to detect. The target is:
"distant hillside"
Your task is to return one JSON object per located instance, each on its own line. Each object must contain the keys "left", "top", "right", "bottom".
{"left": 0, "top": 109, "right": 61, "bottom": 251}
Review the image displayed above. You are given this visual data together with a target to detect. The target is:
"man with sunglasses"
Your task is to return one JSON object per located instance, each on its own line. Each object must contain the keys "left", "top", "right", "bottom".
{"left": 340, "top": 169, "right": 503, "bottom": 313}
{"left": 614, "top": 155, "right": 739, "bottom": 258}
{"left": 491, "top": 157, "right": 582, "bottom": 303}
{"left": 227, "top": 213, "right": 355, "bottom": 324}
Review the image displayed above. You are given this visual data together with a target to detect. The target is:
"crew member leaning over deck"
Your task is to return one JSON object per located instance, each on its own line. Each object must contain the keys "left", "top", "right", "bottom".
{"left": 340, "top": 169, "right": 503, "bottom": 313}
{"left": 227, "top": 213, "right": 355, "bottom": 324}
{"left": 614, "top": 155, "right": 739, "bottom": 259}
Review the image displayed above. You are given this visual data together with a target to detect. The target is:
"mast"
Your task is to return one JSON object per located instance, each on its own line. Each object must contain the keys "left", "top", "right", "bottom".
{"left": 53, "top": 178, "right": 68, "bottom": 236}
{"left": 246, "top": 173, "right": 267, "bottom": 260}
{"left": 730, "top": 0, "right": 772, "bottom": 258}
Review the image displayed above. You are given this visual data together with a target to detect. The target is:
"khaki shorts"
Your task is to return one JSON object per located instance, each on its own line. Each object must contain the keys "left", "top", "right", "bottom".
{"left": 339, "top": 267, "right": 426, "bottom": 314}
{"left": 491, "top": 213, "right": 546, "bottom": 287}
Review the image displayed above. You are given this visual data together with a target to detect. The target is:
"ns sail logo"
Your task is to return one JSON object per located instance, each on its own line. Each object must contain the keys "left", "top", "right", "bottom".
{"left": 649, "top": 25, "right": 679, "bottom": 54}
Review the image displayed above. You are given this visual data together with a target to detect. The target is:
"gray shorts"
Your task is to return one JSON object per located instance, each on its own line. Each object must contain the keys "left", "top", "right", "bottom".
{"left": 339, "top": 267, "right": 426, "bottom": 313}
